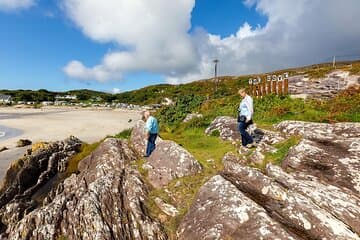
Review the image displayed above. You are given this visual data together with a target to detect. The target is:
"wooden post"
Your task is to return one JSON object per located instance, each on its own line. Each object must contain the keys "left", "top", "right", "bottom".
{"left": 272, "top": 80, "right": 277, "bottom": 95}
{"left": 278, "top": 81, "right": 283, "bottom": 95}
{"left": 284, "top": 78, "right": 289, "bottom": 95}
{"left": 266, "top": 76, "right": 271, "bottom": 94}
{"left": 262, "top": 78, "right": 267, "bottom": 96}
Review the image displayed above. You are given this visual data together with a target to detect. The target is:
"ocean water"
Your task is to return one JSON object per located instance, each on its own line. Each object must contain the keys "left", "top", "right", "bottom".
{"left": 0, "top": 125, "right": 22, "bottom": 142}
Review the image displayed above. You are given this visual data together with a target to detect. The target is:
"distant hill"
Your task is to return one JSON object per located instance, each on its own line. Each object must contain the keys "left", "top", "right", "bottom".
{"left": 1, "top": 60, "right": 359, "bottom": 104}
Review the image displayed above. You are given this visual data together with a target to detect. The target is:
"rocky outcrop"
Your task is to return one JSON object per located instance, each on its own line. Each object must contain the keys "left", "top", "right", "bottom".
{"left": 130, "top": 120, "right": 162, "bottom": 156}
{"left": 146, "top": 140, "right": 202, "bottom": 188}
{"left": 221, "top": 161, "right": 360, "bottom": 239}
{"left": 205, "top": 116, "right": 286, "bottom": 144}
{"left": 180, "top": 120, "right": 360, "bottom": 239}
{"left": 2, "top": 138, "right": 168, "bottom": 240}
{"left": 0, "top": 137, "right": 81, "bottom": 208}
{"left": 276, "top": 120, "right": 360, "bottom": 195}
{"left": 0, "top": 146, "right": 8, "bottom": 152}
{"left": 177, "top": 175, "right": 298, "bottom": 240}
{"left": 0, "top": 136, "right": 82, "bottom": 238}
{"left": 16, "top": 139, "right": 32, "bottom": 147}
{"left": 205, "top": 116, "right": 240, "bottom": 141}
{"left": 289, "top": 70, "right": 360, "bottom": 99}
{"left": 131, "top": 120, "right": 202, "bottom": 188}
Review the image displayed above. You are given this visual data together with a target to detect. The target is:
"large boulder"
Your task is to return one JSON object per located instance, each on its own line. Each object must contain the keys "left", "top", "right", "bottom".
{"left": 205, "top": 116, "right": 240, "bottom": 141}
{"left": 221, "top": 161, "right": 360, "bottom": 240}
{"left": 0, "top": 136, "right": 82, "bottom": 207}
{"left": 130, "top": 120, "right": 162, "bottom": 155}
{"left": 2, "top": 138, "right": 168, "bottom": 240}
{"left": 177, "top": 175, "right": 299, "bottom": 240}
{"left": 276, "top": 121, "right": 360, "bottom": 195}
{"left": 266, "top": 164, "right": 360, "bottom": 235}
{"left": 146, "top": 140, "right": 202, "bottom": 188}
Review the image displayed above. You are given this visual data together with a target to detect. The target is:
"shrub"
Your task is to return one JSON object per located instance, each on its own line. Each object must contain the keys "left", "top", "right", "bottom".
{"left": 157, "top": 94, "right": 205, "bottom": 125}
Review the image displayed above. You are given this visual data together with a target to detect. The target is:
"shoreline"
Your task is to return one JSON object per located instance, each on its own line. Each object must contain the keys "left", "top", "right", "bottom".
{"left": 0, "top": 107, "right": 141, "bottom": 149}
{"left": 0, "top": 125, "right": 23, "bottom": 141}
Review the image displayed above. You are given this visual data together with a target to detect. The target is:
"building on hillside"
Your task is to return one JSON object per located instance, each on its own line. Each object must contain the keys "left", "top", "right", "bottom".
{"left": 55, "top": 95, "right": 77, "bottom": 100}
{"left": 41, "top": 101, "right": 54, "bottom": 106}
{"left": 0, "top": 94, "right": 12, "bottom": 104}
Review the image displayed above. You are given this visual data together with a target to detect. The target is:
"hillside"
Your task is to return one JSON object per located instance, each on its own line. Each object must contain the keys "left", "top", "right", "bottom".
{"left": 2, "top": 60, "right": 360, "bottom": 105}
{"left": 0, "top": 60, "right": 359, "bottom": 239}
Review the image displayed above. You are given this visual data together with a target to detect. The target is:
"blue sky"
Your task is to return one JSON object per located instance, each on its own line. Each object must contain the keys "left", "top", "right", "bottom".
{"left": 0, "top": 0, "right": 359, "bottom": 93}
{"left": 0, "top": 0, "right": 266, "bottom": 92}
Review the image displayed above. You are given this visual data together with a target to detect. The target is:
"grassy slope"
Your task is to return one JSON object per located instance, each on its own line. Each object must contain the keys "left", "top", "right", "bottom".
{"left": 45, "top": 61, "right": 360, "bottom": 238}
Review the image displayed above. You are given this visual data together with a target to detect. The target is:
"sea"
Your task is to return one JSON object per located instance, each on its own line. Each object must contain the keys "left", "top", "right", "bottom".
{"left": 0, "top": 125, "right": 22, "bottom": 142}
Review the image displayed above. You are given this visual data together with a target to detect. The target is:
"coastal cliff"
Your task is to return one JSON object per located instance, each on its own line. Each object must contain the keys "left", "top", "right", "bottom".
{"left": 0, "top": 118, "right": 359, "bottom": 239}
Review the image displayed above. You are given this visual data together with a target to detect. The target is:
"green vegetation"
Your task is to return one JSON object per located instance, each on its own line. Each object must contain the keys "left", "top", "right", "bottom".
{"left": 113, "top": 128, "right": 133, "bottom": 139}
{"left": 255, "top": 136, "right": 302, "bottom": 169}
{"left": 66, "top": 142, "right": 101, "bottom": 175}
{"left": 139, "top": 61, "right": 360, "bottom": 237}
{"left": 141, "top": 127, "right": 236, "bottom": 237}
{"left": 157, "top": 94, "right": 204, "bottom": 125}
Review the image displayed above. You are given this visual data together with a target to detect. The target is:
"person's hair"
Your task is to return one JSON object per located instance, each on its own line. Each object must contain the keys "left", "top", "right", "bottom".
{"left": 238, "top": 88, "right": 246, "bottom": 94}
{"left": 141, "top": 110, "right": 151, "bottom": 121}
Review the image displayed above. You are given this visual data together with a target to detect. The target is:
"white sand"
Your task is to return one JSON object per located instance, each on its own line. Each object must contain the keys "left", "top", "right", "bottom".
{"left": 0, "top": 107, "right": 141, "bottom": 148}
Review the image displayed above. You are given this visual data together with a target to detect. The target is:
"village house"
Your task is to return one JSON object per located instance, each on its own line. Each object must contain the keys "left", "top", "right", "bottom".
{"left": 55, "top": 95, "right": 77, "bottom": 100}
{"left": 0, "top": 94, "right": 12, "bottom": 104}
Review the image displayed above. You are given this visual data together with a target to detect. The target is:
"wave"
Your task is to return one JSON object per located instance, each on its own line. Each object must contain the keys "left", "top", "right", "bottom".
{"left": 0, "top": 131, "right": 5, "bottom": 138}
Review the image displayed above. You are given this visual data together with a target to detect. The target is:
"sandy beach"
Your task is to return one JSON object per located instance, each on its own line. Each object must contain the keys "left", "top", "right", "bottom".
{"left": 0, "top": 107, "right": 141, "bottom": 179}
{"left": 0, "top": 107, "right": 141, "bottom": 148}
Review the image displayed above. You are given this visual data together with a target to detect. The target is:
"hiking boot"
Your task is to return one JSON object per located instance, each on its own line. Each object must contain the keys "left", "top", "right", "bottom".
{"left": 245, "top": 143, "right": 256, "bottom": 148}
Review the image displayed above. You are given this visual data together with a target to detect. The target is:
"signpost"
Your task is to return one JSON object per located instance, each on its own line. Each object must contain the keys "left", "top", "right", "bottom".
{"left": 249, "top": 73, "right": 290, "bottom": 97}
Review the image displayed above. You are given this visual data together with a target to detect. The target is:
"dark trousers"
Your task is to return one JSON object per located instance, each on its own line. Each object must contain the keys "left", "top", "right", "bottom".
{"left": 146, "top": 133, "right": 158, "bottom": 157}
{"left": 238, "top": 119, "right": 253, "bottom": 146}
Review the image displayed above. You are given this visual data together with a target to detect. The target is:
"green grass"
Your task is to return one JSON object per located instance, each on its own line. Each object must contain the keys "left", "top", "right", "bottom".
{"left": 255, "top": 136, "right": 301, "bottom": 169}
{"left": 113, "top": 128, "right": 133, "bottom": 139}
{"left": 142, "top": 127, "right": 237, "bottom": 238}
{"left": 66, "top": 142, "right": 101, "bottom": 175}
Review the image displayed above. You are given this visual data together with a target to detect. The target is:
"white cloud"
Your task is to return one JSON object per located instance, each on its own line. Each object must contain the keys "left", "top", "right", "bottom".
{"left": 112, "top": 88, "right": 121, "bottom": 94}
{"left": 62, "top": 0, "right": 360, "bottom": 84}
{"left": 0, "top": 0, "right": 35, "bottom": 11}
{"left": 62, "top": 0, "right": 198, "bottom": 82}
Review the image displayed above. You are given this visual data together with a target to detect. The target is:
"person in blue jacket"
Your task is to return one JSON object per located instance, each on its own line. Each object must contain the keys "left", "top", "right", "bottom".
{"left": 238, "top": 88, "right": 255, "bottom": 148}
{"left": 142, "top": 110, "right": 159, "bottom": 157}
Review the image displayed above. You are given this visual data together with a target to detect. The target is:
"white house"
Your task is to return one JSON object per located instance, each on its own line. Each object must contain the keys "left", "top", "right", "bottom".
{"left": 55, "top": 95, "right": 77, "bottom": 100}
{"left": 0, "top": 94, "right": 12, "bottom": 104}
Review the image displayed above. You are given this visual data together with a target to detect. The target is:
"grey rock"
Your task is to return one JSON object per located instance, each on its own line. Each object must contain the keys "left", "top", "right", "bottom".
{"left": 249, "top": 149, "right": 265, "bottom": 165}
{"left": 147, "top": 140, "right": 202, "bottom": 188}
{"left": 205, "top": 116, "right": 240, "bottom": 141}
{"left": 3, "top": 138, "right": 167, "bottom": 240}
{"left": 276, "top": 121, "right": 360, "bottom": 195}
{"left": 222, "top": 161, "right": 360, "bottom": 240}
{"left": 266, "top": 164, "right": 360, "bottom": 235}
{"left": 288, "top": 70, "right": 360, "bottom": 99}
{"left": 222, "top": 152, "right": 247, "bottom": 165}
{"left": 177, "top": 175, "right": 298, "bottom": 240}
{"left": 155, "top": 197, "right": 179, "bottom": 217}
{"left": 130, "top": 120, "right": 162, "bottom": 156}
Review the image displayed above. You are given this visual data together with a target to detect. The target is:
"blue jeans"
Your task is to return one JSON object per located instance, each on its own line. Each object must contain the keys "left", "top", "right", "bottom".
{"left": 146, "top": 133, "right": 158, "bottom": 157}
{"left": 238, "top": 120, "right": 253, "bottom": 146}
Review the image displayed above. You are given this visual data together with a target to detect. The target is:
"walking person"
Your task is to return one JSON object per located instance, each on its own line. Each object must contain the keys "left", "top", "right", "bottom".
{"left": 237, "top": 88, "right": 255, "bottom": 148}
{"left": 142, "top": 110, "right": 159, "bottom": 157}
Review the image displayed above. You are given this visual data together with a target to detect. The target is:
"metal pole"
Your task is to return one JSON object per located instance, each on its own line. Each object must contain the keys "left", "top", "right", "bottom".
{"left": 213, "top": 59, "right": 219, "bottom": 95}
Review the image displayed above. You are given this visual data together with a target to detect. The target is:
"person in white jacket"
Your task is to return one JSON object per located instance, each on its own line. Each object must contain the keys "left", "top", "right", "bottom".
{"left": 238, "top": 88, "right": 255, "bottom": 148}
